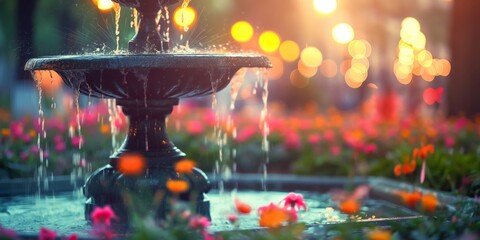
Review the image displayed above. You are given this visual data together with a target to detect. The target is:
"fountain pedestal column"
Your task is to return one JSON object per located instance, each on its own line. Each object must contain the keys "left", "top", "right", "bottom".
{"left": 83, "top": 99, "right": 211, "bottom": 223}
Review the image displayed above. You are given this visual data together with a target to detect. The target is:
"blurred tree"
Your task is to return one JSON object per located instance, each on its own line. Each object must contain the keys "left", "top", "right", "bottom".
{"left": 448, "top": 0, "right": 480, "bottom": 118}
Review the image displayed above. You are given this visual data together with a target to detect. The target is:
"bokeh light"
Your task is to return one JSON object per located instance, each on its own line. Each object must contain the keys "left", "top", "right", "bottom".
{"left": 173, "top": 6, "right": 197, "bottom": 30}
{"left": 279, "top": 40, "right": 300, "bottom": 62}
{"left": 319, "top": 59, "right": 337, "bottom": 78}
{"left": 332, "top": 23, "right": 354, "bottom": 44}
{"left": 96, "top": 0, "right": 114, "bottom": 11}
{"left": 118, "top": 153, "right": 146, "bottom": 176}
{"left": 300, "top": 47, "right": 323, "bottom": 68}
{"left": 348, "top": 40, "right": 372, "bottom": 58}
{"left": 290, "top": 70, "right": 310, "bottom": 88}
{"left": 259, "top": 31, "right": 281, "bottom": 53}
{"left": 298, "top": 60, "right": 318, "bottom": 78}
{"left": 231, "top": 21, "right": 254, "bottom": 43}
{"left": 313, "top": 0, "right": 337, "bottom": 14}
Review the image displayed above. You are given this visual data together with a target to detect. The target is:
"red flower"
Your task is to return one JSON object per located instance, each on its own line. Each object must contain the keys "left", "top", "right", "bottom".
{"left": 189, "top": 215, "right": 211, "bottom": 232}
{"left": 39, "top": 227, "right": 56, "bottom": 240}
{"left": 90, "top": 205, "right": 117, "bottom": 226}
{"left": 279, "top": 192, "right": 307, "bottom": 211}
{"left": 227, "top": 214, "right": 238, "bottom": 224}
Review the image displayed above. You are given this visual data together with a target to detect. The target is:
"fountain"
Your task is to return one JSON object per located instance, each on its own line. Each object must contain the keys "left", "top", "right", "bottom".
{"left": 24, "top": 0, "right": 270, "bottom": 222}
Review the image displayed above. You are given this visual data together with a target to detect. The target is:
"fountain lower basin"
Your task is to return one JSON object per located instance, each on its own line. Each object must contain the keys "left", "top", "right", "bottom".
{"left": 0, "top": 174, "right": 434, "bottom": 238}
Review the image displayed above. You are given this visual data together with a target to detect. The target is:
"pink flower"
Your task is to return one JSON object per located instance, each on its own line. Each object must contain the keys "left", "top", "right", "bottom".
{"left": 323, "top": 130, "right": 336, "bottom": 142}
{"left": 236, "top": 126, "right": 257, "bottom": 143}
{"left": 202, "top": 232, "right": 215, "bottom": 240}
{"left": 189, "top": 215, "right": 211, "bottom": 232}
{"left": 0, "top": 225, "right": 17, "bottom": 239}
{"left": 31, "top": 145, "right": 40, "bottom": 154}
{"left": 9, "top": 121, "right": 24, "bottom": 139}
{"left": 283, "top": 132, "right": 301, "bottom": 150}
{"left": 444, "top": 136, "right": 455, "bottom": 148}
{"left": 227, "top": 214, "right": 238, "bottom": 224}
{"left": 279, "top": 192, "right": 307, "bottom": 211}
{"left": 71, "top": 136, "right": 84, "bottom": 148}
{"left": 363, "top": 143, "right": 377, "bottom": 154}
{"left": 55, "top": 142, "right": 66, "bottom": 152}
{"left": 186, "top": 120, "right": 205, "bottom": 135}
{"left": 307, "top": 133, "right": 321, "bottom": 145}
{"left": 22, "top": 134, "right": 32, "bottom": 143}
{"left": 330, "top": 145, "right": 341, "bottom": 156}
{"left": 67, "top": 234, "right": 78, "bottom": 240}
{"left": 90, "top": 205, "right": 117, "bottom": 226}
{"left": 39, "top": 227, "right": 56, "bottom": 240}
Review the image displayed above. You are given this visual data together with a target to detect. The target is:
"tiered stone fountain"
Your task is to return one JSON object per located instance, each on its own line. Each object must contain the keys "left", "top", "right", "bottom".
{"left": 25, "top": 0, "right": 270, "bottom": 223}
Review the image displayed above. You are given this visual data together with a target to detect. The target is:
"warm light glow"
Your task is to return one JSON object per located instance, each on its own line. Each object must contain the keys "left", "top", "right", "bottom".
{"left": 300, "top": 46, "right": 323, "bottom": 68}
{"left": 439, "top": 59, "right": 451, "bottom": 76}
{"left": 173, "top": 6, "right": 197, "bottom": 30}
{"left": 348, "top": 40, "right": 371, "bottom": 58}
{"left": 417, "top": 50, "right": 433, "bottom": 68}
{"left": 97, "top": 0, "right": 114, "bottom": 11}
{"left": 259, "top": 31, "right": 281, "bottom": 53}
{"left": 332, "top": 23, "right": 354, "bottom": 44}
{"left": 118, "top": 153, "right": 146, "bottom": 176}
{"left": 268, "top": 56, "right": 284, "bottom": 80}
{"left": 401, "top": 17, "right": 421, "bottom": 33}
{"left": 35, "top": 70, "right": 63, "bottom": 95}
{"left": 298, "top": 60, "right": 318, "bottom": 78}
{"left": 231, "top": 21, "right": 254, "bottom": 43}
{"left": 412, "top": 32, "right": 426, "bottom": 50}
{"left": 319, "top": 59, "right": 337, "bottom": 78}
{"left": 290, "top": 70, "right": 310, "bottom": 88}
{"left": 279, "top": 40, "right": 300, "bottom": 62}
{"left": 313, "top": 0, "right": 337, "bottom": 14}
{"left": 344, "top": 73, "right": 363, "bottom": 88}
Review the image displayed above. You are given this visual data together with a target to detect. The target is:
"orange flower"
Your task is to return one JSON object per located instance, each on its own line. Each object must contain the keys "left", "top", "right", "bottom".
{"left": 367, "top": 229, "right": 392, "bottom": 240}
{"left": 235, "top": 199, "right": 252, "bottom": 214}
{"left": 413, "top": 144, "right": 434, "bottom": 159}
{"left": 393, "top": 157, "right": 416, "bottom": 176}
{"left": 421, "top": 194, "right": 438, "bottom": 213}
{"left": 1, "top": 128, "right": 9, "bottom": 137}
{"left": 339, "top": 199, "right": 361, "bottom": 215}
{"left": 166, "top": 179, "right": 189, "bottom": 193}
{"left": 258, "top": 203, "right": 290, "bottom": 228}
{"left": 398, "top": 191, "right": 422, "bottom": 208}
{"left": 118, "top": 153, "right": 145, "bottom": 176}
{"left": 175, "top": 159, "right": 196, "bottom": 174}
{"left": 100, "top": 124, "right": 110, "bottom": 134}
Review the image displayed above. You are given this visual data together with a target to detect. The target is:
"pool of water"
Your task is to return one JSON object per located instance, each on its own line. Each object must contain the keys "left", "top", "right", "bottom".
{"left": 0, "top": 190, "right": 418, "bottom": 237}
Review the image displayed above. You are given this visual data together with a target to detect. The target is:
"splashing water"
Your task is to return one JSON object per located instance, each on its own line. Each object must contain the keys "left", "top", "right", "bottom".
{"left": 113, "top": 3, "right": 122, "bottom": 52}
{"left": 256, "top": 69, "right": 270, "bottom": 191}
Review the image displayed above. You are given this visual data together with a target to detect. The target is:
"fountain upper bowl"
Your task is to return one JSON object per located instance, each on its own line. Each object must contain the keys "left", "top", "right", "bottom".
{"left": 25, "top": 53, "right": 271, "bottom": 100}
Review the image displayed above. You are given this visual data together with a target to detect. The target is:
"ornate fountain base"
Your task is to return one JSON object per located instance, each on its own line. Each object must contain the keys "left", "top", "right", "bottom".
{"left": 82, "top": 99, "right": 211, "bottom": 224}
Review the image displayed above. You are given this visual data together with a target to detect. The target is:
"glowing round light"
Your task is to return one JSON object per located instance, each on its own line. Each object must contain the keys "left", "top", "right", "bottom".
{"left": 332, "top": 23, "right": 354, "bottom": 44}
{"left": 298, "top": 60, "right": 318, "bottom": 78}
{"left": 344, "top": 72, "right": 363, "bottom": 88}
{"left": 279, "top": 40, "right": 300, "bottom": 62}
{"left": 259, "top": 31, "right": 281, "bottom": 53}
{"left": 231, "top": 21, "right": 254, "bottom": 43}
{"left": 300, "top": 46, "right": 323, "bottom": 68}
{"left": 290, "top": 70, "right": 310, "bottom": 88}
{"left": 417, "top": 50, "right": 433, "bottom": 68}
{"left": 439, "top": 59, "right": 451, "bottom": 76}
{"left": 173, "top": 6, "right": 197, "bottom": 30}
{"left": 412, "top": 32, "right": 426, "bottom": 50}
{"left": 348, "top": 40, "right": 371, "bottom": 58}
{"left": 346, "top": 67, "right": 367, "bottom": 83}
{"left": 313, "top": 0, "right": 337, "bottom": 14}
{"left": 97, "top": 0, "right": 114, "bottom": 11}
{"left": 319, "top": 59, "right": 337, "bottom": 78}
{"left": 401, "top": 17, "right": 421, "bottom": 33}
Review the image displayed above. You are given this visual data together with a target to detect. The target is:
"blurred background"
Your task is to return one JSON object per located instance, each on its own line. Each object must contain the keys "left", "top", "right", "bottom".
{"left": 1, "top": 0, "right": 479, "bottom": 118}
